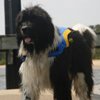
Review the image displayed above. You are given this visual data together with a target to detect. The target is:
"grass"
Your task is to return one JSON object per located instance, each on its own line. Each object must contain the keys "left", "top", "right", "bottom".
{"left": 0, "top": 52, "right": 6, "bottom": 65}
{"left": 0, "top": 74, "right": 5, "bottom": 77}
{"left": 93, "top": 48, "right": 100, "bottom": 59}
{"left": 0, "top": 59, "right": 6, "bottom": 65}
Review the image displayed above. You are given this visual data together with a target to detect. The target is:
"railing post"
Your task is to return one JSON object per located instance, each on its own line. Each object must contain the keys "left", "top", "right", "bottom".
{"left": 4, "top": 0, "right": 21, "bottom": 89}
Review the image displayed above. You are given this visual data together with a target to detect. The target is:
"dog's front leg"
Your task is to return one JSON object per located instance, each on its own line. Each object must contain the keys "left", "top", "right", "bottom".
{"left": 22, "top": 89, "right": 31, "bottom": 100}
{"left": 22, "top": 87, "right": 32, "bottom": 100}
{"left": 21, "top": 86, "right": 40, "bottom": 100}
{"left": 19, "top": 62, "right": 40, "bottom": 100}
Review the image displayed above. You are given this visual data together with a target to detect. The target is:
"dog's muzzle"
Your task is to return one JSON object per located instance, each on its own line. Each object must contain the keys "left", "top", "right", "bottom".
{"left": 21, "top": 26, "right": 34, "bottom": 45}
{"left": 21, "top": 26, "right": 32, "bottom": 35}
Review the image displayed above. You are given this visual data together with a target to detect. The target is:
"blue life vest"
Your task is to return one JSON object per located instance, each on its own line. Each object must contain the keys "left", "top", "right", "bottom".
{"left": 48, "top": 27, "right": 72, "bottom": 57}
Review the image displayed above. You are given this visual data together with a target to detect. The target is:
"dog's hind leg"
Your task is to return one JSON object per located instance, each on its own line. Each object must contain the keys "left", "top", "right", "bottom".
{"left": 51, "top": 78, "right": 72, "bottom": 100}
{"left": 73, "top": 73, "right": 93, "bottom": 100}
{"left": 50, "top": 66, "right": 72, "bottom": 100}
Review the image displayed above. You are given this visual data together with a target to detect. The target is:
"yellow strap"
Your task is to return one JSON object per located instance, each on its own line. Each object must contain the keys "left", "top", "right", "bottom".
{"left": 63, "top": 29, "right": 71, "bottom": 47}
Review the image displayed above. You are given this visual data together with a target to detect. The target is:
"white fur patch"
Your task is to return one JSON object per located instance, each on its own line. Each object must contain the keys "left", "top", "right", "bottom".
{"left": 18, "top": 41, "right": 28, "bottom": 56}
{"left": 50, "top": 26, "right": 62, "bottom": 50}
{"left": 73, "top": 73, "right": 90, "bottom": 100}
{"left": 72, "top": 24, "right": 97, "bottom": 43}
{"left": 72, "top": 24, "right": 97, "bottom": 54}
{"left": 19, "top": 52, "right": 54, "bottom": 99}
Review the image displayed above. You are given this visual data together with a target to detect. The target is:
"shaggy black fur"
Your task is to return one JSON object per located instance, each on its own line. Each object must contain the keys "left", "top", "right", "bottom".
{"left": 16, "top": 6, "right": 94, "bottom": 100}
{"left": 16, "top": 6, "right": 54, "bottom": 54}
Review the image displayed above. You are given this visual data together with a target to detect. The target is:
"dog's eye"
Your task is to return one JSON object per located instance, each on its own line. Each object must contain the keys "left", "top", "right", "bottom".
{"left": 21, "top": 26, "right": 32, "bottom": 36}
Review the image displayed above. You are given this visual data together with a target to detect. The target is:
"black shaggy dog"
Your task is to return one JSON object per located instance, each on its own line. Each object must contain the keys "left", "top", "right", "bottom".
{"left": 16, "top": 6, "right": 96, "bottom": 100}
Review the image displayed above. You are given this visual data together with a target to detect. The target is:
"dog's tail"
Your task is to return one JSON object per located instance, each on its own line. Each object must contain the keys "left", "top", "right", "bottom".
{"left": 72, "top": 24, "right": 97, "bottom": 49}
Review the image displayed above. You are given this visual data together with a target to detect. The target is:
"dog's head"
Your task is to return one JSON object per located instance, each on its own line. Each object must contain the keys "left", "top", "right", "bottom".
{"left": 16, "top": 6, "right": 54, "bottom": 56}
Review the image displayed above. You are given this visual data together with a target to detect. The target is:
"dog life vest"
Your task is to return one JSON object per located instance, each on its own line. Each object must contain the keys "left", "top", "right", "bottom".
{"left": 48, "top": 28, "right": 72, "bottom": 57}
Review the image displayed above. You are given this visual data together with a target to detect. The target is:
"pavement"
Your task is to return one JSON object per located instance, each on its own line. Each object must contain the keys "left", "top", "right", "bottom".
{"left": 0, "top": 65, "right": 5, "bottom": 90}
{"left": 0, "top": 89, "right": 54, "bottom": 100}
{"left": 0, "top": 60, "right": 100, "bottom": 100}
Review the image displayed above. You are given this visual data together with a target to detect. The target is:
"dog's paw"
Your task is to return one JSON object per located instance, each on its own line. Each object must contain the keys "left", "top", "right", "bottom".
{"left": 25, "top": 96, "right": 31, "bottom": 100}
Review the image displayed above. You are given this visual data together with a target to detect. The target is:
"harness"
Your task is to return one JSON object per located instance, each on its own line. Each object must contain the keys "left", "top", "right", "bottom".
{"left": 20, "top": 28, "right": 73, "bottom": 61}
{"left": 48, "top": 28, "right": 73, "bottom": 57}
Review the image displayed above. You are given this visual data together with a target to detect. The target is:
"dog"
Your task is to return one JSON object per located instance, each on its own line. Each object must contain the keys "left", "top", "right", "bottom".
{"left": 16, "top": 6, "right": 96, "bottom": 100}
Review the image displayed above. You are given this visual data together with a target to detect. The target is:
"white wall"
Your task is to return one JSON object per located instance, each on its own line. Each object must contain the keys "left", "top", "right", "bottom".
{"left": 21, "top": 0, "right": 100, "bottom": 27}
{"left": 0, "top": 0, "right": 5, "bottom": 35}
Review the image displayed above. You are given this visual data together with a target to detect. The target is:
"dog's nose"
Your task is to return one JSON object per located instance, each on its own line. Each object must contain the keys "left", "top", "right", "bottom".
{"left": 21, "top": 26, "right": 32, "bottom": 35}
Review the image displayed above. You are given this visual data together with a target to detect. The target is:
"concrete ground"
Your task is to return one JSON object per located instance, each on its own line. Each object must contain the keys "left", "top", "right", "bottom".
{"left": 0, "top": 89, "right": 100, "bottom": 100}
{"left": 0, "top": 89, "right": 54, "bottom": 100}
{"left": 0, "top": 60, "right": 100, "bottom": 100}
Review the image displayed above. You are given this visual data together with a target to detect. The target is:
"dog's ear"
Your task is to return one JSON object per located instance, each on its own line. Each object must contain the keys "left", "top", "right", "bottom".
{"left": 16, "top": 11, "right": 23, "bottom": 27}
{"left": 16, "top": 11, "right": 24, "bottom": 46}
